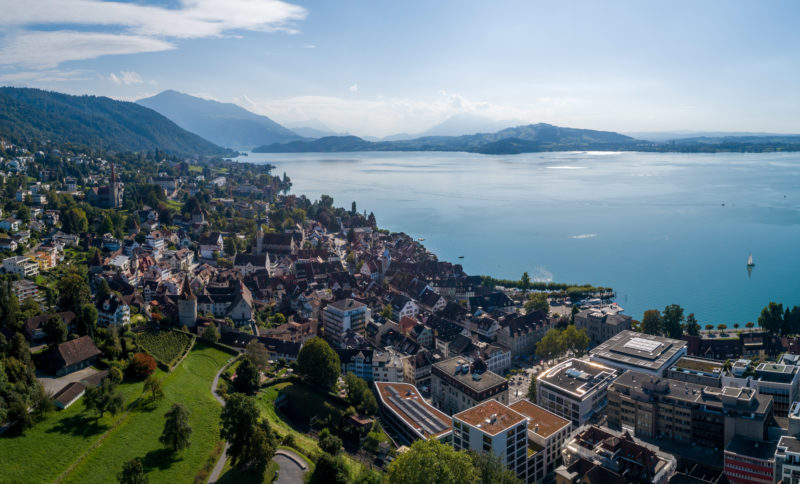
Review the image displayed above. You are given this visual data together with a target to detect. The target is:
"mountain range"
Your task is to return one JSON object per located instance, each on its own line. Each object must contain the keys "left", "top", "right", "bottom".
{"left": 253, "top": 123, "right": 644, "bottom": 154}
{"left": 0, "top": 87, "right": 227, "bottom": 155}
{"left": 137, "top": 90, "right": 303, "bottom": 150}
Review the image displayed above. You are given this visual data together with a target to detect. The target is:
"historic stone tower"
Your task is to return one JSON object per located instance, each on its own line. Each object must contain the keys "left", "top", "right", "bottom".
{"left": 177, "top": 277, "right": 197, "bottom": 328}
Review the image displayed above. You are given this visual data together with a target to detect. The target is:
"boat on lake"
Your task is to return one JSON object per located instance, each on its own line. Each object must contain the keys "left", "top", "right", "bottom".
{"left": 747, "top": 253, "right": 755, "bottom": 267}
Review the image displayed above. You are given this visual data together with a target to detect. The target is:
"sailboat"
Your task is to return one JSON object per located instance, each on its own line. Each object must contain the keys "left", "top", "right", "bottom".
{"left": 747, "top": 253, "right": 755, "bottom": 267}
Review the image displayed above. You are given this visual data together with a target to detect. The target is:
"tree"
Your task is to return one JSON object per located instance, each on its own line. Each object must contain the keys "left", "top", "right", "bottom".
{"left": 43, "top": 314, "right": 67, "bottom": 346}
{"left": 127, "top": 353, "right": 157, "bottom": 380}
{"left": 160, "top": 403, "right": 192, "bottom": 452}
{"left": 685, "top": 313, "right": 700, "bottom": 336}
{"left": 519, "top": 272, "right": 531, "bottom": 294}
{"left": 202, "top": 323, "right": 220, "bottom": 344}
{"left": 705, "top": 324, "right": 714, "bottom": 330}
{"left": 746, "top": 321, "right": 755, "bottom": 329}
{"left": 57, "top": 269, "right": 90, "bottom": 315}
{"left": 84, "top": 383, "right": 125, "bottom": 420}
{"left": 117, "top": 458, "right": 148, "bottom": 484}
{"left": 296, "top": 337, "right": 340, "bottom": 390}
{"left": 62, "top": 207, "right": 88, "bottom": 234}
{"left": 641, "top": 309, "right": 663, "bottom": 336}
{"left": 758, "top": 302, "right": 784, "bottom": 336}
{"left": 220, "top": 394, "right": 276, "bottom": 470}
{"left": 717, "top": 323, "right": 727, "bottom": 332}
{"left": 662, "top": 304, "right": 685, "bottom": 338}
{"left": 309, "top": 453, "right": 350, "bottom": 484}
{"left": 78, "top": 303, "right": 98, "bottom": 337}
{"left": 386, "top": 438, "right": 478, "bottom": 484}
{"left": 527, "top": 375, "right": 537, "bottom": 402}
{"left": 535, "top": 328, "right": 565, "bottom": 361}
{"left": 471, "top": 451, "right": 522, "bottom": 484}
{"left": 233, "top": 357, "right": 261, "bottom": 395}
{"left": 95, "top": 278, "right": 111, "bottom": 304}
{"left": 143, "top": 374, "right": 164, "bottom": 402}
{"left": 347, "top": 228, "right": 357, "bottom": 244}
{"left": 380, "top": 304, "right": 393, "bottom": 319}
{"left": 319, "top": 428, "right": 343, "bottom": 455}
{"left": 734, "top": 323, "right": 740, "bottom": 329}
{"left": 524, "top": 292, "right": 549, "bottom": 314}
{"left": 560, "top": 325, "right": 589, "bottom": 356}
{"left": 109, "top": 366, "right": 124, "bottom": 384}
{"left": 244, "top": 340, "right": 269, "bottom": 369}
{"left": 344, "top": 372, "right": 378, "bottom": 415}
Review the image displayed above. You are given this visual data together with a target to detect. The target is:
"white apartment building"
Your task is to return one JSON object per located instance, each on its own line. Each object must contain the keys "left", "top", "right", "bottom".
{"left": 537, "top": 358, "right": 620, "bottom": 426}
{"left": 322, "top": 298, "right": 370, "bottom": 349}
{"left": 3, "top": 255, "right": 39, "bottom": 278}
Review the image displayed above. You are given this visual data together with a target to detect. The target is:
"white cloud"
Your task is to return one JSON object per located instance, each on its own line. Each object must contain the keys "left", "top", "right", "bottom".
{"left": 0, "top": 0, "right": 306, "bottom": 69}
{"left": 349, "top": 84, "right": 358, "bottom": 93}
{"left": 0, "top": 31, "right": 175, "bottom": 68}
{"left": 108, "top": 70, "right": 144, "bottom": 85}
{"left": 0, "top": 68, "right": 92, "bottom": 83}
{"left": 303, "top": 44, "right": 316, "bottom": 49}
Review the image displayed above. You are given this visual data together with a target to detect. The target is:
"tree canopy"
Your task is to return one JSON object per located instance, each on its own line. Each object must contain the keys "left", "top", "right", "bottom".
{"left": 641, "top": 309, "right": 663, "bottom": 336}
{"left": 662, "top": 304, "right": 685, "bottom": 338}
{"left": 160, "top": 403, "right": 192, "bottom": 453}
{"left": 296, "top": 337, "right": 340, "bottom": 390}
{"left": 386, "top": 438, "right": 478, "bottom": 484}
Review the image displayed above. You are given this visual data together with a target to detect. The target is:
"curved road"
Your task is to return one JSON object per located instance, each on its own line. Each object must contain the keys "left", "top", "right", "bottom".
{"left": 208, "top": 356, "right": 238, "bottom": 484}
{"left": 207, "top": 356, "right": 309, "bottom": 484}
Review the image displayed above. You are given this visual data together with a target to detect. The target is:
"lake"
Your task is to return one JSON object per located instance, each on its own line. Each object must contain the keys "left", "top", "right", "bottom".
{"left": 236, "top": 150, "right": 800, "bottom": 326}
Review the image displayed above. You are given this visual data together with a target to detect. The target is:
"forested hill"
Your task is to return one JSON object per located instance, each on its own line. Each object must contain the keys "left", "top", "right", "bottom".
{"left": 254, "top": 122, "right": 800, "bottom": 154}
{"left": 253, "top": 123, "right": 645, "bottom": 154}
{"left": 0, "top": 87, "right": 229, "bottom": 156}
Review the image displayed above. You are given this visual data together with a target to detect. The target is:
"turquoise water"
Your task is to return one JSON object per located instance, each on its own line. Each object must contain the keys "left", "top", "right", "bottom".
{"left": 237, "top": 150, "right": 800, "bottom": 326}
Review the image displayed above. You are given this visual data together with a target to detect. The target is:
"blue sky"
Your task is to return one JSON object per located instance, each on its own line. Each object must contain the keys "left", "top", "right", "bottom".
{"left": 1, "top": 0, "right": 799, "bottom": 137}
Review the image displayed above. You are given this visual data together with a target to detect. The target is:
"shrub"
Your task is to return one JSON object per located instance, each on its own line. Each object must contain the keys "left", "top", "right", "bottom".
{"left": 127, "top": 353, "right": 157, "bottom": 380}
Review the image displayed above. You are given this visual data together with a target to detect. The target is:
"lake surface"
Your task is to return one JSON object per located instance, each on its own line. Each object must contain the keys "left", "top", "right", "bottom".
{"left": 236, "top": 150, "right": 800, "bottom": 326}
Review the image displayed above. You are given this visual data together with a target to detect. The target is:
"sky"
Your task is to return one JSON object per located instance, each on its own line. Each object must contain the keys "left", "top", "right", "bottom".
{"left": 1, "top": 0, "right": 799, "bottom": 137}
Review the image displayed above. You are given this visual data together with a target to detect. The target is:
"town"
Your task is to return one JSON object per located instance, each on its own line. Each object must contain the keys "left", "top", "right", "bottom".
{"left": 1, "top": 137, "right": 799, "bottom": 484}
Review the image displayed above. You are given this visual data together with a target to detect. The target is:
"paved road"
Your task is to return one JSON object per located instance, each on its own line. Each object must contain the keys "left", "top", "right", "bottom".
{"left": 274, "top": 449, "right": 308, "bottom": 484}
{"left": 37, "top": 367, "right": 101, "bottom": 396}
{"left": 207, "top": 356, "right": 239, "bottom": 484}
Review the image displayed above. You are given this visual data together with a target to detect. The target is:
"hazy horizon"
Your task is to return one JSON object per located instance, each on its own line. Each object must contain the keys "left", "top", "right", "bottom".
{"left": 2, "top": 1, "right": 799, "bottom": 138}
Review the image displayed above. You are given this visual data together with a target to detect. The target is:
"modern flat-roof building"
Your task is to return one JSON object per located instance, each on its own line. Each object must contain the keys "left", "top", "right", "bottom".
{"left": 452, "top": 400, "right": 531, "bottom": 482}
{"left": 431, "top": 358, "right": 508, "bottom": 415}
{"left": 509, "top": 399, "right": 572, "bottom": 483}
{"left": 374, "top": 381, "right": 452, "bottom": 444}
{"left": 322, "top": 298, "right": 370, "bottom": 349}
{"left": 666, "top": 356, "right": 725, "bottom": 387}
{"left": 589, "top": 330, "right": 687, "bottom": 377}
{"left": 722, "top": 361, "right": 800, "bottom": 417}
{"left": 607, "top": 370, "right": 773, "bottom": 450}
{"left": 558, "top": 425, "right": 677, "bottom": 484}
{"left": 775, "top": 402, "right": 800, "bottom": 484}
{"left": 723, "top": 435, "right": 776, "bottom": 484}
{"left": 536, "top": 358, "right": 620, "bottom": 426}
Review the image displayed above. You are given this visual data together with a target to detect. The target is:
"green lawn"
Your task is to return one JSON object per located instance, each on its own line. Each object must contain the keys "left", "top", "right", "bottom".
{"left": 0, "top": 377, "right": 149, "bottom": 484}
{"left": 0, "top": 344, "right": 232, "bottom": 484}
{"left": 216, "top": 457, "right": 279, "bottom": 484}
{"left": 62, "top": 344, "right": 232, "bottom": 484}
{"left": 256, "top": 382, "right": 365, "bottom": 478}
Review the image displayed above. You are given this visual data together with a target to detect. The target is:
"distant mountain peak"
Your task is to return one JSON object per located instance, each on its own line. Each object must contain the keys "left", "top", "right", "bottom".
{"left": 137, "top": 91, "right": 302, "bottom": 150}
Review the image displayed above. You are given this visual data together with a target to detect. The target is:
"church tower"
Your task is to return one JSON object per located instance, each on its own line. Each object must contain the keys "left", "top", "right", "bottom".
{"left": 255, "top": 223, "right": 264, "bottom": 255}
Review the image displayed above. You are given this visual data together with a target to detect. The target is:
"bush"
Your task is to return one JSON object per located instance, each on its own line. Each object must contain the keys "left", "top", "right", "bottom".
{"left": 127, "top": 353, "right": 157, "bottom": 380}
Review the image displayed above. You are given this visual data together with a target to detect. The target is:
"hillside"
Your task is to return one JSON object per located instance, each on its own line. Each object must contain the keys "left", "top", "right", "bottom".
{"left": 253, "top": 123, "right": 643, "bottom": 154}
{"left": 137, "top": 90, "right": 303, "bottom": 150}
{"left": 0, "top": 87, "right": 228, "bottom": 155}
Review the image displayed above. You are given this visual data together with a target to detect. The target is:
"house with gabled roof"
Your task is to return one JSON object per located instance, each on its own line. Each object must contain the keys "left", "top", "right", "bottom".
{"left": 50, "top": 336, "right": 101, "bottom": 376}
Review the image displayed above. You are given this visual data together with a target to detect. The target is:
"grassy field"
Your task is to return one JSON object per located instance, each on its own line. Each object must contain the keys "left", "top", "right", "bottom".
{"left": 0, "top": 344, "right": 232, "bottom": 484}
{"left": 63, "top": 344, "right": 232, "bottom": 484}
{"left": 0, "top": 376, "right": 149, "bottom": 483}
